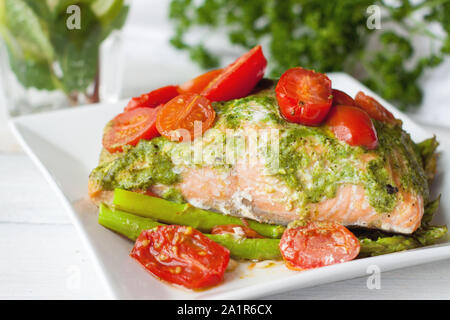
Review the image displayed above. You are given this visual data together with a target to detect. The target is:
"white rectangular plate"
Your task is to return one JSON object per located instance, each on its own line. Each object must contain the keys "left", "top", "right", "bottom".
{"left": 10, "top": 73, "right": 450, "bottom": 299}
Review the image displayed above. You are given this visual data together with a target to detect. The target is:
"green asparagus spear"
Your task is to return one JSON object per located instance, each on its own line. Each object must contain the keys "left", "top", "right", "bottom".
{"left": 206, "top": 234, "right": 281, "bottom": 260}
{"left": 358, "top": 235, "right": 420, "bottom": 257}
{"left": 113, "top": 188, "right": 285, "bottom": 238}
{"left": 98, "top": 203, "right": 281, "bottom": 260}
{"left": 413, "top": 225, "right": 448, "bottom": 246}
{"left": 98, "top": 203, "right": 163, "bottom": 240}
{"left": 357, "top": 224, "right": 448, "bottom": 257}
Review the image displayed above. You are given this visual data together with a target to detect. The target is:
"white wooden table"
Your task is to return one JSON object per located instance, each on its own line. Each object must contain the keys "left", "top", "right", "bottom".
{"left": 1, "top": 123, "right": 450, "bottom": 299}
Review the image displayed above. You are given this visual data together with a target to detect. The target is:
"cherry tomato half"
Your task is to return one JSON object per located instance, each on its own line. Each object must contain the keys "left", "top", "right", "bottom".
{"left": 276, "top": 67, "right": 333, "bottom": 126}
{"left": 332, "top": 89, "right": 356, "bottom": 107}
{"left": 144, "top": 189, "right": 160, "bottom": 198}
{"left": 326, "top": 105, "right": 378, "bottom": 150}
{"left": 124, "top": 85, "right": 179, "bottom": 112}
{"left": 211, "top": 224, "right": 264, "bottom": 239}
{"left": 130, "top": 225, "right": 230, "bottom": 289}
{"left": 156, "top": 93, "right": 215, "bottom": 142}
{"left": 354, "top": 91, "right": 400, "bottom": 126}
{"left": 202, "top": 45, "right": 267, "bottom": 102}
{"left": 102, "top": 106, "right": 161, "bottom": 153}
{"left": 279, "top": 221, "right": 360, "bottom": 270}
{"left": 179, "top": 69, "right": 223, "bottom": 95}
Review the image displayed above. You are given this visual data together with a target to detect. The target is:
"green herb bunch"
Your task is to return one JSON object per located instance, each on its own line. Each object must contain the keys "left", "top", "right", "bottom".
{"left": 0, "top": 0, "right": 128, "bottom": 102}
{"left": 169, "top": 0, "right": 450, "bottom": 110}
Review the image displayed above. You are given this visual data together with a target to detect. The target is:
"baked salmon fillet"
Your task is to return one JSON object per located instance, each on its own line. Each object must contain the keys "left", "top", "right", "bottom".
{"left": 89, "top": 86, "right": 431, "bottom": 235}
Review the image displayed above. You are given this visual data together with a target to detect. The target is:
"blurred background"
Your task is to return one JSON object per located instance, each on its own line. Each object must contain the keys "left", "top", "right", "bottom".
{"left": 0, "top": 0, "right": 449, "bottom": 150}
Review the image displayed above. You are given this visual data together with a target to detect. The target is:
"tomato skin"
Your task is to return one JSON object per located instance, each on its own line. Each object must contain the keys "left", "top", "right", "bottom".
{"left": 211, "top": 224, "right": 264, "bottom": 239}
{"left": 179, "top": 69, "right": 223, "bottom": 95}
{"left": 102, "top": 106, "right": 161, "bottom": 153}
{"left": 326, "top": 105, "right": 378, "bottom": 150}
{"left": 279, "top": 221, "right": 360, "bottom": 270}
{"left": 156, "top": 93, "right": 215, "bottom": 142}
{"left": 202, "top": 45, "right": 267, "bottom": 102}
{"left": 332, "top": 89, "right": 356, "bottom": 106}
{"left": 276, "top": 67, "right": 333, "bottom": 126}
{"left": 130, "top": 225, "right": 230, "bottom": 289}
{"left": 131, "top": 189, "right": 160, "bottom": 198}
{"left": 124, "top": 85, "right": 179, "bottom": 112}
{"left": 354, "top": 91, "right": 400, "bottom": 126}
{"left": 144, "top": 190, "right": 160, "bottom": 198}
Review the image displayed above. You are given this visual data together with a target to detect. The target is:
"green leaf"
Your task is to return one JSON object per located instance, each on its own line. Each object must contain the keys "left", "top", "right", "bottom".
{"left": 90, "top": 0, "right": 125, "bottom": 26}
{"left": 58, "top": 36, "right": 100, "bottom": 93}
{"left": 5, "top": 44, "right": 55, "bottom": 90}
{"left": 50, "top": 3, "right": 128, "bottom": 93}
{"left": 50, "top": 4, "right": 100, "bottom": 93}
{"left": 46, "top": 0, "right": 92, "bottom": 15}
{"left": 22, "top": 0, "right": 53, "bottom": 22}
{"left": 167, "top": 0, "right": 449, "bottom": 110}
{"left": 0, "top": 0, "right": 128, "bottom": 94}
{"left": 98, "top": 2, "right": 128, "bottom": 41}
{"left": 0, "top": 0, "right": 56, "bottom": 90}
{"left": 188, "top": 44, "right": 220, "bottom": 69}
{"left": 2, "top": 0, "right": 53, "bottom": 62}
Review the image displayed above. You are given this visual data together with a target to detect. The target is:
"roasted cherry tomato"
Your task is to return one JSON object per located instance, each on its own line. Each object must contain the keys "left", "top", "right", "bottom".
{"left": 279, "top": 221, "right": 360, "bottom": 270}
{"left": 276, "top": 67, "right": 333, "bottom": 126}
{"left": 202, "top": 45, "right": 267, "bottom": 102}
{"left": 326, "top": 105, "right": 378, "bottom": 149}
{"left": 354, "top": 91, "right": 400, "bottom": 126}
{"left": 332, "top": 89, "right": 356, "bottom": 106}
{"left": 211, "top": 224, "right": 264, "bottom": 239}
{"left": 131, "top": 189, "right": 160, "bottom": 198}
{"left": 130, "top": 225, "right": 230, "bottom": 289}
{"left": 124, "top": 85, "right": 179, "bottom": 112}
{"left": 179, "top": 69, "right": 223, "bottom": 94}
{"left": 156, "top": 93, "right": 215, "bottom": 142}
{"left": 102, "top": 106, "right": 161, "bottom": 153}
{"left": 144, "top": 189, "right": 160, "bottom": 198}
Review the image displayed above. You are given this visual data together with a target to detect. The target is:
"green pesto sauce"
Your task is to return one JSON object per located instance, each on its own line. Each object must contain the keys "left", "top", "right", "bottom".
{"left": 214, "top": 89, "right": 428, "bottom": 213}
{"left": 214, "top": 90, "right": 283, "bottom": 128}
{"left": 267, "top": 123, "right": 399, "bottom": 213}
{"left": 161, "top": 187, "right": 185, "bottom": 203}
{"left": 373, "top": 121, "right": 429, "bottom": 200}
{"left": 267, "top": 119, "right": 428, "bottom": 213}
{"left": 89, "top": 137, "right": 179, "bottom": 191}
{"left": 90, "top": 88, "right": 429, "bottom": 214}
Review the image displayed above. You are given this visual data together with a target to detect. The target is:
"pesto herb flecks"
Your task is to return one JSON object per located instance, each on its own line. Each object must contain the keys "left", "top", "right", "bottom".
{"left": 91, "top": 89, "right": 430, "bottom": 216}
{"left": 90, "top": 137, "right": 179, "bottom": 191}
{"left": 269, "top": 119, "right": 428, "bottom": 213}
{"left": 214, "top": 93, "right": 283, "bottom": 128}
{"left": 374, "top": 121, "right": 429, "bottom": 201}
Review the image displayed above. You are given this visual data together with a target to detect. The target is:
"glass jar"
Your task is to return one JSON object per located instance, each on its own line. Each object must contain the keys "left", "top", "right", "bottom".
{"left": 0, "top": 0, "right": 129, "bottom": 116}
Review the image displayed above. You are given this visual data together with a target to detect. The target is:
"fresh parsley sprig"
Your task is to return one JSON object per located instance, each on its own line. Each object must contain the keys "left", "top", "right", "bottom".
{"left": 168, "top": 0, "right": 449, "bottom": 110}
